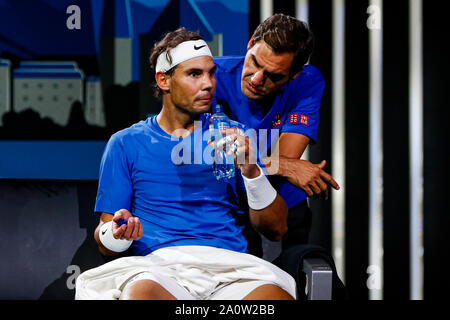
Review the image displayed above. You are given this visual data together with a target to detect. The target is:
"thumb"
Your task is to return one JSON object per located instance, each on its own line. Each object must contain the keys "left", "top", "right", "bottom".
{"left": 318, "top": 160, "right": 327, "bottom": 169}
{"left": 113, "top": 209, "right": 130, "bottom": 222}
{"left": 112, "top": 213, "right": 122, "bottom": 223}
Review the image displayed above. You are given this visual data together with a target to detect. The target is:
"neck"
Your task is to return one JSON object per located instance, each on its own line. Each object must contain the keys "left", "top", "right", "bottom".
{"left": 156, "top": 100, "right": 199, "bottom": 138}
{"left": 251, "top": 94, "right": 277, "bottom": 117}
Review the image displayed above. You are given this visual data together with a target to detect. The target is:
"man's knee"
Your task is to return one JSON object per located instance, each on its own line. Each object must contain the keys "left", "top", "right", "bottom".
{"left": 243, "top": 284, "right": 295, "bottom": 300}
{"left": 120, "top": 279, "right": 177, "bottom": 300}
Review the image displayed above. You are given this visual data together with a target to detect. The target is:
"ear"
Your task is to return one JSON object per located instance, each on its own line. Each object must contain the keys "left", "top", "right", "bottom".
{"left": 155, "top": 71, "right": 170, "bottom": 91}
{"left": 247, "top": 35, "right": 254, "bottom": 50}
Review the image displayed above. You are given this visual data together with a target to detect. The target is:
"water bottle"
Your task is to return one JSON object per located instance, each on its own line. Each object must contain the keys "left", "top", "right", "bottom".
{"left": 210, "top": 104, "right": 235, "bottom": 180}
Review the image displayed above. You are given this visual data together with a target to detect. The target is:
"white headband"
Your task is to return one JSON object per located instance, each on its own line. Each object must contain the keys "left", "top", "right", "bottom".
{"left": 155, "top": 39, "right": 213, "bottom": 73}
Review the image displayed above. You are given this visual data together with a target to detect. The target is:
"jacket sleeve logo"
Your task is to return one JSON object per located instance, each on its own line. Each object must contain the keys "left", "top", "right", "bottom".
{"left": 289, "top": 113, "right": 309, "bottom": 125}
{"left": 300, "top": 114, "right": 309, "bottom": 125}
{"left": 272, "top": 113, "right": 282, "bottom": 127}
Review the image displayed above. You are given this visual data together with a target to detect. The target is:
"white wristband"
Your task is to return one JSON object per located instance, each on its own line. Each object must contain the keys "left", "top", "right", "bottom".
{"left": 242, "top": 164, "right": 277, "bottom": 210}
{"left": 99, "top": 221, "right": 133, "bottom": 253}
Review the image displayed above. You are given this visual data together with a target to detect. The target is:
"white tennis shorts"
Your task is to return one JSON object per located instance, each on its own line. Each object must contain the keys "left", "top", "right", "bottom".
{"left": 75, "top": 245, "right": 297, "bottom": 300}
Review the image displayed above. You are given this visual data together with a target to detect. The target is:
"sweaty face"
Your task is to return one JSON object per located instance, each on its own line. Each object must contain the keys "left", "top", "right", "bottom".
{"left": 241, "top": 41, "right": 295, "bottom": 100}
{"left": 167, "top": 56, "right": 216, "bottom": 115}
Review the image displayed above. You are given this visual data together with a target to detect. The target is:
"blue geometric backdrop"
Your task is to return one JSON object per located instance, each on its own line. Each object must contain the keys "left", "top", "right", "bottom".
{"left": 0, "top": 0, "right": 248, "bottom": 80}
{"left": 0, "top": 0, "right": 249, "bottom": 179}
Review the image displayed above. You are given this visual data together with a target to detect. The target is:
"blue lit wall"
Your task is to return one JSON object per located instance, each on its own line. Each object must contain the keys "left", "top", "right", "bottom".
{"left": 0, "top": 0, "right": 249, "bottom": 180}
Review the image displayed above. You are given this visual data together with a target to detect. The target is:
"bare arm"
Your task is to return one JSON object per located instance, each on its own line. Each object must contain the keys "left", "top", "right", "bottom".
{"left": 278, "top": 132, "right": 310, "bottom": 159}
{"left": 248, "top": 193, "right": 288, "bottom": 241}
{"left": 263, "top": 132, "right": 340, "bottom": 199}
{"left": 221, "top": 128, "right": 289, "bottom": 241}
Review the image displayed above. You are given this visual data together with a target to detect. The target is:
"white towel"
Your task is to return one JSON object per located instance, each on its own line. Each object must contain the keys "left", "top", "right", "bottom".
{"left": 75, "top": 245, "right": 297, "bottom": 300}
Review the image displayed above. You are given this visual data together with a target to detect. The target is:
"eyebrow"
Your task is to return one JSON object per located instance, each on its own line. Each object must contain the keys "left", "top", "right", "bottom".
{"left": 251, "top": 54, "right": 285, "bottom": 80}
{"left": 251, "top": 54, "right": 262, "bottom": 68}
{"left": 185, "top": 65, "right": 217, "bottom": 74}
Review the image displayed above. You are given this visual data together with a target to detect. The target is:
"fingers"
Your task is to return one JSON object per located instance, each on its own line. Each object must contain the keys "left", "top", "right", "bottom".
{"left": 318, "top": 159, "right": 327, "bottom": 169}
{"left": 113, "top": 223, "right": 127, "bottom": 239}
{"left": 319, "top": 170, "right": 340, "bottom": 190}
{"left": 220, "top": 127, "right": 245, "bottom": 146}
{"left": 214, "top": 136, "right": 234, "bottom": 154}
{"left": 215, "top": 132, "right": 245, "bottom": 156}
{"left": 215, "top": 127, "right": 239, "bottom": 149}
{"left": 113, "top": 208, "right": 131, "bottom": 222}
{"left": 122, "top": 217, "right": 134, "bottom": 239}
{"left": 303, "top": 178, "right": 329, "bottom": 200}
{"left": 137, "top": 221, "right": 144, "bottom": 239}
{"left": 307, "top": 165, "right": 333, "bottom": 199}
{"left": 293, "top": 161, "right": 336, "bottom": 199}
{"left": 229, "top": 139, "right": 241, "bottom": 154}
{"left": 303, "top": 185, "right": 314, "bottom": 197}
{"left": 121, "top": 217, "right": 142, "bottom": 240}
{"left": 321, "top": 189, "right": 329, "bottom": 200}
{"left": 314, "top": 175, "right": 329, "bottom": 199}
{"left": 229, "top": 135, "right": 256, "bottom": 169}
{"left": 221, "top": 127, "right": 240, "bottom": 136}
{"left": 310, "top": 161, "right": 340, "bottom": 195}
{"left": 132, "top": 218, "right": 142, "bottom": 240}
{"left": 216, "top": 134, "right": 236, "bottom": 150}
{"left": 309, "top": 180, "right": 322, "bottom": 196}
{"left": 227, "top": 135, "right": 244, "bottom": 156}
{"left": 313, "top": 160, "right": 340, "bottom": 190}
{"left": 111, "top": 209, "right": 143, "bottom": 241}
{"left": 214, "top": 127, "right": 256, "bottom": 169}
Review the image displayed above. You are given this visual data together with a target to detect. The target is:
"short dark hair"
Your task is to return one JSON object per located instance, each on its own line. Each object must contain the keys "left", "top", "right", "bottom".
{"left": 250, "top": 13, "right": 314, "bottom": 76}
{"left": 149, "top": 27, "right": 203, "bottom": 98}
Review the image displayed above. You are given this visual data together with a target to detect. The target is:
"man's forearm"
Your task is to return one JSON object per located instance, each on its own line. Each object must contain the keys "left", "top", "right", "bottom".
{"left": 240, "top": 163, "right": 261, "bottom": 179}
{"left": 262, "top": 156, "right": 291, "bottom": 177}
{"left": 240, "top": 162, "right": 289, "bottom": 241}
{"left": 262, "top": 155, "right": 339, "bottom": 198}
{"left": 249, "top": 194, "right": 288, "bottom": 241}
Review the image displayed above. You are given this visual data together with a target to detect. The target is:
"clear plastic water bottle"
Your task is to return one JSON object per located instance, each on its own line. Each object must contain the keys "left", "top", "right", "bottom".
{"left": 210, "top": 104, "right": 235, "bottom": 180}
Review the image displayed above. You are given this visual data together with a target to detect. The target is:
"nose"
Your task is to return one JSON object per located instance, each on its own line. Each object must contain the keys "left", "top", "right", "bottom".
{"left": 250, "top": 70, "right": 264, "bottom": 86}
{"left": 202, "top": 73, "right": 214, "bottom": 90}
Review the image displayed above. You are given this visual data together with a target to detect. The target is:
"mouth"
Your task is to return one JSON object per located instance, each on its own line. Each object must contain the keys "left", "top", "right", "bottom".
{"left": 245, "top": 82, "right": 264, "bottom": 96}
{"left": 195, "top": 96, "right": 212, "bottom": 105}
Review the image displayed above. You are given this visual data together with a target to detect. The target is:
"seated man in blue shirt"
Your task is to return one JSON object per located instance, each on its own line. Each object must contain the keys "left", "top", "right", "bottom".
{"left": 213, "top": 14, "right": 339, "bottom": 249}
{"left": 75, "top": 28, "right": 296, "bottom": 300}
